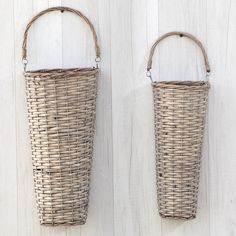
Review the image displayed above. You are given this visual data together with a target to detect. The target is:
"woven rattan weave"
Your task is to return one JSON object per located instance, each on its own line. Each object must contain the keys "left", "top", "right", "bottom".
{"left": 147, "top": 32, "right": 210, "bottom": 220}
{"left": 22, "top": 7, "right": 100, "bottom": 226}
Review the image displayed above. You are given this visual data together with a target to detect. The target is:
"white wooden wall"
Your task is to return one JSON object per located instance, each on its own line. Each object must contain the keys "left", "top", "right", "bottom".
{"left": 0, "top": 0, "right": 236, "bottom": 235}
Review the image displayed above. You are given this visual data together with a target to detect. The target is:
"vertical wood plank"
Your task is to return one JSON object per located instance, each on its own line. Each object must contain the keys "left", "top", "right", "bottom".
{"left": 147, "top": 0, "right": 160, "bottom": 79}
{"left": 207, "top": 1, "right": 236, "bottom": 235}
{"left": 30, "top": 0, "right": 63, "bottom": 70}
{"left": 111, "top": 0, "right": 137, "bottom": 234}
{"left": 111, "top": 0, "right": 162, "bottom": 235}
{"left": 0, "top": 1, "right": 17, "bottom": 235}
{"left": 61, "top": 1, "right": 94, "bottom": 69}
{"left": 131, "top": 0, "right": 163, "bottom": 235}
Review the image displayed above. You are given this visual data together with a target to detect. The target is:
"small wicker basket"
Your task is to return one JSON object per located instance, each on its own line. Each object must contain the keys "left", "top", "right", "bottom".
{"left": 147, "top": 32, "right": 210, "bottom": 220}
{"left": 22, "top": 6, "right": 101, "bottom": 226}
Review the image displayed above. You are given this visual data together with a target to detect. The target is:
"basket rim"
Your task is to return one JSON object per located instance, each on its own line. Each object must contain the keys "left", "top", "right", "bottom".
{"left": 152, "top": 80, "right": 210, "bottom": 89}
{"left": 24, "top": 67, "right": 99, "bottom": 77}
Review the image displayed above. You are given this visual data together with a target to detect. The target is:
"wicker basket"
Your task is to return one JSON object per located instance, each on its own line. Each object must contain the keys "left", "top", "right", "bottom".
{"left": 147, "top": 32, "right": 210, "bottom": 220}
{"left": 22, "top": 7, "right": 101, "bottom": 226}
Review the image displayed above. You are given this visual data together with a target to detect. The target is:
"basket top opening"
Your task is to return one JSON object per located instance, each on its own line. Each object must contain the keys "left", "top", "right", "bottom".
{"left": 153, "top": 81, "right": 209, "bottom": 86}
{"left": 25, "top": 67, "right": 98, "bottom": 74}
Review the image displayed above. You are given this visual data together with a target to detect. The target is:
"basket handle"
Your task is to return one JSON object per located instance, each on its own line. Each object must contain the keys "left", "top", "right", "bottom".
{"left": 147, "top": 31, "right": 210, "bottom": 81}
{"left": 22, "top": 6, "right": 101, "bottom": 70}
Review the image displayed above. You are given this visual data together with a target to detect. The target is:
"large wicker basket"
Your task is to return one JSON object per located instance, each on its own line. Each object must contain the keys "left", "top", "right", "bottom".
{"left": 22, "top": 6, "right": 101, "bottom": 226}
{"left": 147, "top": 32, "right": 210, "bottom": 220}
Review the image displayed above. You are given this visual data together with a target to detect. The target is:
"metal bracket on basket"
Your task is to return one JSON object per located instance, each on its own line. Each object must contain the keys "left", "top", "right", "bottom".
{"left": 95, "top": 57, "right": 101, "bottom": 68}
{"left": 146, "top": 69, "right": 153, "bottom": 83}
{"left": 22, "top": 58, "right": 28, "bottom": 72}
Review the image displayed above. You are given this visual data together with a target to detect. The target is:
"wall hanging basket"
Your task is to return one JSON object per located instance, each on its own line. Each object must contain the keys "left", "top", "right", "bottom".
{"left": 147, "top": 31, "right": 210, "bottom": 220}
{"left": 22, "top": 6, "right": 100, "bottom": 226}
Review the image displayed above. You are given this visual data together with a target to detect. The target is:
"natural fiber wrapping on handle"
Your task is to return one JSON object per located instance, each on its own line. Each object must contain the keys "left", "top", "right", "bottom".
{"left": 147, "top": 31, "right": 210, "bottom": 73}
{"left": 22, "top": 6, "right": 100, "bottom": 61}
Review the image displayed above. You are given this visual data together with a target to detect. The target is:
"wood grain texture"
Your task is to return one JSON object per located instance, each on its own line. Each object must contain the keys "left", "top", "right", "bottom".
{"left": 0, "top": 0, "right": 236, "bottom": 235}
{"left": 0, "top": 1, "right": 17, "bottom": 236}
{"left": 208, "top": 1, "right": 236, "bottom": 236}
{"left": 111, "top": 0, "right": 162, "bottom": 235}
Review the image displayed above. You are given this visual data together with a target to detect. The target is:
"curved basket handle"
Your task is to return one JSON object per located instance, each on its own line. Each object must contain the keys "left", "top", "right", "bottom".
{"left": 22, "top": 6, "right": 101, "bottom": 69}
{"left": 147, "top": 31, "right": 210, "bottom": 80}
